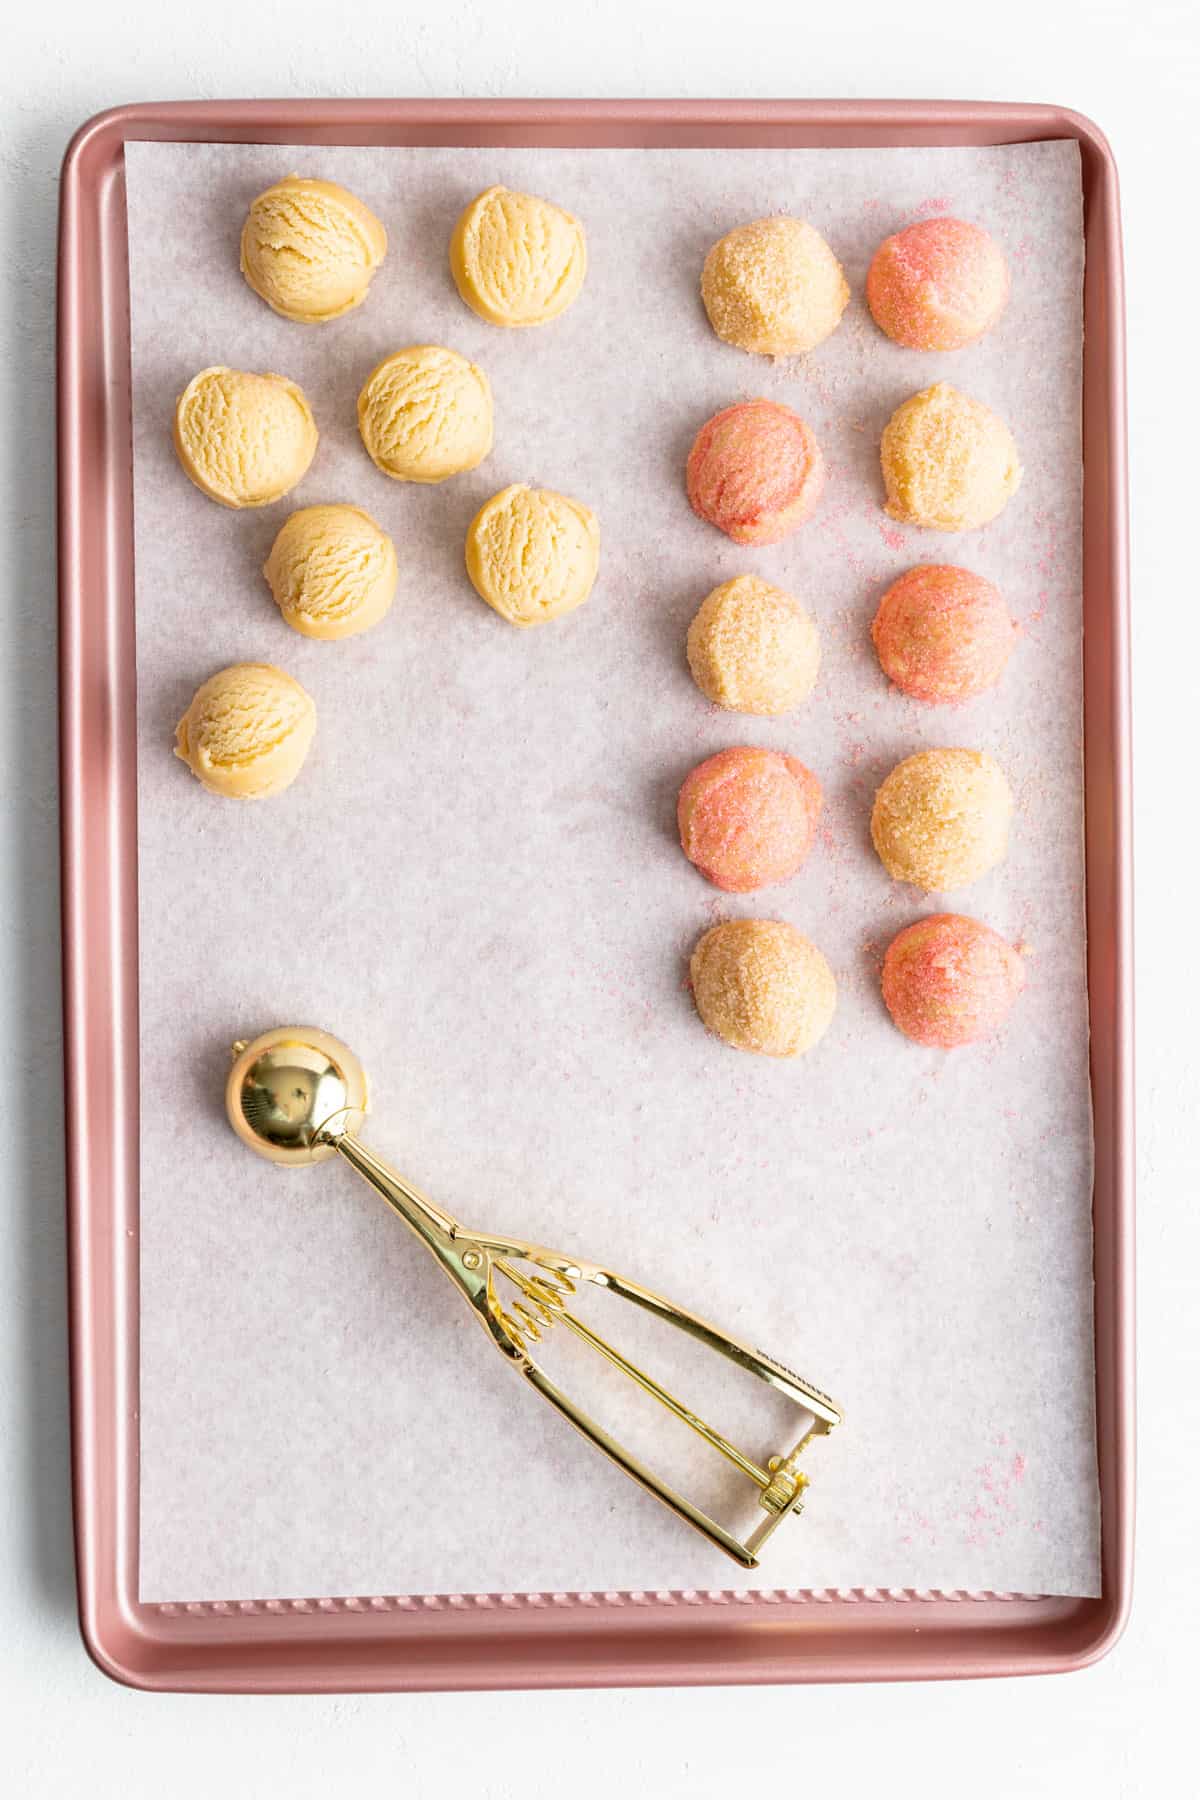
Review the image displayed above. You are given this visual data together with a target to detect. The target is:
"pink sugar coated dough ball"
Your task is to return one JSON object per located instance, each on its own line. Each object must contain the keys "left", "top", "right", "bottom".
{"left": 872, "top": 563, "right": 1018, "bottom": 703}
{"left": 882, "top": 913, "right": 1025, "bottom": 1048}
{"left": 678, "top": 746, "right": 822, "bottom": 893}
{"left": 686, "top": 399, "right": 825, "bottom": 545}
{"left": 867, "top": 218, "right": 1010, "bottom": 352}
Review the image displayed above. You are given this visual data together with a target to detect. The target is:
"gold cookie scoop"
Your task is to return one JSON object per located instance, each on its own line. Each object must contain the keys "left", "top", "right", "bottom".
{"left": 226, "top": 1026, "right": 843, "bottom": 1568}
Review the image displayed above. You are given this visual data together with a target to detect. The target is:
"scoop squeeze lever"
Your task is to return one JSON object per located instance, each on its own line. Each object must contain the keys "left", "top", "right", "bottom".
{"left": 226, "top": 1025, "right": 844, "bottom": 1568}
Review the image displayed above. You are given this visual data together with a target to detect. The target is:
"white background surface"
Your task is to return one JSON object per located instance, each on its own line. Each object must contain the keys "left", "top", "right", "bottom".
{"left": 2, "top": 2, "right": 1196, "bottom": 1794}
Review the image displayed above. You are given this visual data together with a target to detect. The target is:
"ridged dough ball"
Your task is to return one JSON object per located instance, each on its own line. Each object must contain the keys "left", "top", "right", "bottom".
{"left": 687, "top": 575, "right": 820, "bottom": 716}
{"left": 701, "top": 216, "right": 849, "bottom": 356}
{"left": 465, "top": 484, "right": 600, "bottom": 626}
{"left": 687, "top": 400, "right": 824, "bottom": 545}
{"left": 174, "top": 367, "right": 318, "bottom": 509}
{"left": 871, "top": 748, "right": 1012, "bottom": 892}
{"left": 678, "top": 747, "right": 822, "bottom": 892}
{"left": 450, "top": 185, "right": 587, "bottom": 328}
{"left": 357, "top": 345, "right": 492, "bottom": 483}
{"left": 174, "top": 663, "right": 316, "bottom": 800}
{"left": 690, "top": 919, "right": 836, "bottom": 1058}
{"left": 867, "top": 217, "right": 1009, "bottom": 352}
{"left": 240, "top": 176, "right": 387, "bottom": 323}
{"left": 880, "top": 382, "right": 1022, "bottom": 532}
{"left": 872, "top": 564, "right": 1018, "bottom": 702}
{"left": 263, "top": 504, "right": 397, "bottom": 640}
{"left": 882, "top": 913, "right": 1025, "bottom": 1047}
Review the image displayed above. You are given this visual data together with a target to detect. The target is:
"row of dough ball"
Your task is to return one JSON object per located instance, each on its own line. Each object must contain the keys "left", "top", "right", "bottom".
{"left": 240, "top": 175, "right": 1008, "bottom": 363}
{"left": 257, "top": 490, "right": 597, "bottom": 640}
{"left": 175, "top": 363, "right": 1020, "bottom": 543}
{"left": 703, "top": 212, "right": 1009, "bottom": 357}
{"left": 676, "top": 744, "right": 1012, "bottom": 897}
{"left": 689, "top": 564, "right": 1018, "bottom": 714}
{"left": 687, "top": 384, "right": 1023, "bottom": 541}
{"left": 173, "top": 349, "right": 490, "bottom": 506}
{"left": 213, "top": 519, "right": 1017, "bottom": 713}
{"left": 691, "top": 910, "right": 1024, "bottom": 1059}
{"left": 240, "top": 176, "right": 586, "bottom": 330}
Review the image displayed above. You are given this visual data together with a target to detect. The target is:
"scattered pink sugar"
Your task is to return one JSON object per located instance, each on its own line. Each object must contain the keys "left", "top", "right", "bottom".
{"left": 1024, "top": 590, "right": 1048, "bottom": 630}
{"left": 879, "top": 524, "right": 906, "bottom": 551}
{"left": 914, "top": 195, "right": 952, "bottom": 215}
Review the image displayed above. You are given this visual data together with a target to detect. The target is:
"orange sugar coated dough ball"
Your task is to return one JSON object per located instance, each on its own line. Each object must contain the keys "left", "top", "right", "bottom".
{"left": 872, "top": 748, "right": 1012, "bottom": 892}
{"left": 881, "top": 382, "right": 1022, "bottom": 533}
{"left": 465, "top": 483, "right": 600, "bottom": 627}
{"left": 264, "top": 504, "right": 397, "bottom": 640}
{"left": 450, "top": 185, "right": 586, "bottom": 328}
{"left": 701, "top": 216, "right": 849, "bottom": 356}
{"left": 357, "top": 345, "right": 492, "bottom": 483}
{"left": 882, "top": 913, "right": 1025, "bottom": 1048}
{"left": 687, "top": 400, "right": 824, "bottom": 545}
{"left": 866, "top": 217, "right": 1009, "bottom": 352}
{"left": 690, "top": 919, "right": 836, "bottom": 1058}
{"left": 174, "top": 367, "right": 318, "bottom": 509}
{"left": 678, "top": 748, "right": 822, "bottom": 893}
{"left": 687, "top": 576, "right": 820, "bottom": 716}
{"left": 872, "top": 564, "right": 1018, "bottom": 703}
{"left": 240, "top": 176, "right": 387, "bottom": 323}
{"left": 174, "top": 663, "right": 316, "bottom": 799}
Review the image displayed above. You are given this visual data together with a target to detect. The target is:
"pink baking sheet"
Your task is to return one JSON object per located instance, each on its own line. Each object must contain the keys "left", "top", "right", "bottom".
{"left": 59, "top": 99, "right": 1132, "bottom": 1692}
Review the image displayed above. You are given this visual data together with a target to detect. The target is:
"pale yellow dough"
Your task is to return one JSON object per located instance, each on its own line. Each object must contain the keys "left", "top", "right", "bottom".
{"left": 881, "top": 382, "right": 1023, "bottom": 532}
{"left": 465, "top": 484, "right": 599, "bottom": 627}
{"left": 357, "top": 345, "right": 493, "bottom": 483}
{"left": 701, "top": 216, "right": 849, "bottom": 356}
{"left": 174, "top": 366, "right": 318, "bottom": 509}
{"left": 686, "top": 575, "right": 820, "bottom": 715}
{"left": 690, "top": 919, "right": 837, "bottom": 1058}
{"left": 174, "top": 663, "right": 316, "bottom": 799}
{"left": 264, "top": 504, "right": 397, "bottom": 640}
{"left": 450, "top": 185, "right": 587, "bottom": 328}
{"left": 871, "top": 748, "right": 1013, "bottom": 892}
{"left": 240, "top": 176, "right": 387, "bottom": 323}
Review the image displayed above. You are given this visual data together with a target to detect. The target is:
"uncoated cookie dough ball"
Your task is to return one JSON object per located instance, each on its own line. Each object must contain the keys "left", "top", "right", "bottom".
{"left": 871, "top": 748, "right": 1012, "bottom": 892}
{"left": 872, "top": 564, "right": 1018, "bottom": 703}
{"left": 867, "top": 218, "right": 1009, "bottom": 352}
{"left": 690, "top": 919, "right": 836, "bottom": 1058}
{"left": 880, "top": 382, "right": 1022, "bottom": 532}
{"left": 701, "top": 216, "right": 849, "bottom": 356}
{"left": 466, "top": 484, "right": 600, "bottom": 626}
{"left": 264, "top": 504, "right": 397, "bottom": 640}
{"left": 240, "top": 176, "right": 388, "bottom": 323}
{"left": 357, "top": 345, "right": 493, "bottom": 483}
{"left": 174, "top": 367, "right": 318, "bottom": 509}
{"left": 882, "top": 913, "right": 1025, "bottom": 1048}
{"left": 687, "top": 575, "right": 820, "bottom": 716}
{"left": 687, "top": 400, "right": 825, "bottom": 545}
{"left": 174, "top": 663, "right": 316, "bottom": 799}
{"left": 450, "top": 185, "right": 587, "bottom": 328}
{"left": 678, "top": 747, "right": 822, "bottom": 893}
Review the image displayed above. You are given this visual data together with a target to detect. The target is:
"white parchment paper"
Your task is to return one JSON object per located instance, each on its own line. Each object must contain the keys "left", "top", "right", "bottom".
{"left": 125, "top": 139, "right": 1098, "bottom": 1602}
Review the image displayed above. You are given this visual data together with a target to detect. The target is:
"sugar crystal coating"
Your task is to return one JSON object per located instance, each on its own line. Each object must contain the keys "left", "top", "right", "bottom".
{"left": 882, "top": 913, "right": 1025, "bottom": 1047}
